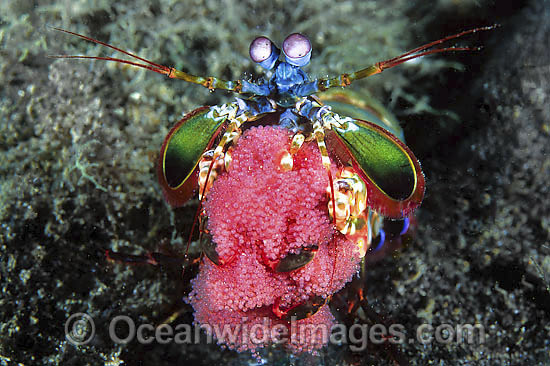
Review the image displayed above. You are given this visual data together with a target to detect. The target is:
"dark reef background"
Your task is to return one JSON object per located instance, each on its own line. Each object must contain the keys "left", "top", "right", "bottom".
{"left": 1, "top": 0, "right": 549, "bottom": 365}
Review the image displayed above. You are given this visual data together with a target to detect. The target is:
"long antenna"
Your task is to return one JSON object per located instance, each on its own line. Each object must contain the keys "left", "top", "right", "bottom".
{"left": 49, "top": 27, "right": 246, "bottom": 93}
{"left": 315, "top": 24, "right": 500, "bottom": 91}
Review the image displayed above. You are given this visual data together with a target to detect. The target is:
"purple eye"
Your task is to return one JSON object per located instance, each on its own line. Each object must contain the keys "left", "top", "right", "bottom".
{"left": 249, "top": 36, "right": 280, "bottom": 70}
{"left": 282, "top": 33, "right": 311, "bottom": 67}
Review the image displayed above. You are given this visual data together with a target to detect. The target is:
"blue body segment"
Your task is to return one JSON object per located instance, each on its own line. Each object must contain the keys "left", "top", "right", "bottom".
{"left": 241, "top": 80, "right": 271, "bottom": 96}
{"left": 241, "top": 61, "right": 318, "bottom": 103}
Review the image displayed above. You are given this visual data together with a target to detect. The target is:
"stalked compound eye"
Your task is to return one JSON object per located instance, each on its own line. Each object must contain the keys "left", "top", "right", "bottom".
{"left": 249, "top": 36, "right": 280, "bottom": 70}
{"left": 282, "top": 33, "right": 312, "bottom": 67}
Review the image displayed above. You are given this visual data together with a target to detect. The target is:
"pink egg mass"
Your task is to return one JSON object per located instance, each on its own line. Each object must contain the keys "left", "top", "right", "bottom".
{"left": 188, "top": 126, "right": 363, "bottom": 353}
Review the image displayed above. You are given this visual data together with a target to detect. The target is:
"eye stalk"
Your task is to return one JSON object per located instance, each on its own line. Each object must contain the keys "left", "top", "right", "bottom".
{"left": 249, "top": 36, "right": 280, "bottom": 70}
{"left": 282, "top": 33, "right": 311, "bottom": 67}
